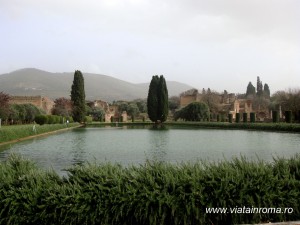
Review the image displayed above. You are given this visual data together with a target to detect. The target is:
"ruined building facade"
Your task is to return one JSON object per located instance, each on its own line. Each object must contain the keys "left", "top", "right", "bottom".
{"left": 179, "top": 89, "right": 254, "bottom": 119}
{"left": 9, "top": 95, "right": 54, "bottom": 114}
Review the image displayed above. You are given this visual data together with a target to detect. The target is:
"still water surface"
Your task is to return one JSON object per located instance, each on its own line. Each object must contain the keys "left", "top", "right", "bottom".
{"left": 0, "top": 125, "right": 300, "bottom": 175}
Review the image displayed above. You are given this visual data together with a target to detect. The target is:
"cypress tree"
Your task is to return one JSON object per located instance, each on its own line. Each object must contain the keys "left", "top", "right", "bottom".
{"left": 243, "top": 113, "right": 248, "bottom": 123}
{"left": 147, "top": 75, "right": 159, "bottom": 123}
{"left": 147, "top": 75, "right": 169, "bottom": 123}
{"left": 263, "top": 83, "right": 270, "bottom": 98}
{"left": 246, "top": 82, "right": 256, "bottom": 98}
{"left": 250, "top": 112, "right": 256, "bottom": 123}
{"left": 228, "top": 114, "right": 233, "bottom": 123}
{"left": 236, "top": 113, "right": 240, "bottom": 123}
{"left": 71, "top": 70, "right": 86, "bottom": 123}
{"left": 272, "top": 111, "right": 279, "bottom": 123}
{"left": 158, "top": 75, "right": 169, "bottom": 122}
{"left": 256, "top": 76, "right": 263, "bottom": 97}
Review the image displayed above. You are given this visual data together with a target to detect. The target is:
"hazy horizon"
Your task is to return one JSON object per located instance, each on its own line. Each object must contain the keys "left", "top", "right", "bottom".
{"left": 1, "top": 0, "right": 299, "bottom": 94}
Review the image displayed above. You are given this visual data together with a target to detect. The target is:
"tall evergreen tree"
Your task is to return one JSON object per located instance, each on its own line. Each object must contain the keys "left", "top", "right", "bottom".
{"left": 147, "top": 75, "right": 159, "bottom": 122}
{"left": 71, "top": 70, "right": 86, "bottom": 122}
{"left": 158, "top": 75, "right": 169, "bottom": 122}
{"left": 147, "top": 75, "right": 169, "bottom": 123}
{"left": 256, "top": 76, "right": 263, "bottom": 97}
{"left": 246, "top": 82, "right": 256, "bottom": 98}
{"left": 263, "top": 83, "right": 270, "bottom": 98}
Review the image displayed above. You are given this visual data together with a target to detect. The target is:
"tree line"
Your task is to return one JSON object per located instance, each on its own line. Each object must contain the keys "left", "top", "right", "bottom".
{"left": 1, "top": 72, "right": 300, "bottom": 124}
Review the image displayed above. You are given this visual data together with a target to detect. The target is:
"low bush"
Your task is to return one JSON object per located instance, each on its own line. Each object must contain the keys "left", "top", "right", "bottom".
{"left": 84, "top": 116, "right": 93, "bottom": 123}
{"left": 35, "top": 115, "right": 48, "bottom": 125}
{"left": 0, "top": 154, "right": 300, "bottom": 224}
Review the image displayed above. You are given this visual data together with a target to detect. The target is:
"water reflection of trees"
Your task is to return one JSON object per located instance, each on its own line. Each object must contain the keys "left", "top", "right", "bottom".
{"left": 147, "top": 127, "right": 170, "bottom": 163}
{"left": 70, "top": 130, "right": 87, "bottom": 166}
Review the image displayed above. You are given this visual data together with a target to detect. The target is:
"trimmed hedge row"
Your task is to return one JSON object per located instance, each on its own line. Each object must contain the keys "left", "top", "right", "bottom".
{"left": 35, "top": 115, "right": 74, "bottom": 125}
{"left": 0, "top": 154, "right": 300, "bottom": 224}
{"left": 166, "top": 122, "right": 300, "bottom": 132}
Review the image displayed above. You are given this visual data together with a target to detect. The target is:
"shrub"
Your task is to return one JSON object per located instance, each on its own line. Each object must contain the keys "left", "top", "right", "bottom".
{"left": 35, "top": 115, "right": 48, "bottom": 125}
{"left": 243, "top": 113, "right": 248, "bottom": 123}
{"left": 47, "top": 115, "right": 54, "bottom": 124}
{"left": 59, "top": 116, "right": 64, "bottom": 124}
{"left": 228, "top": 114, "right": 233, "bottom": 123}
{"left": 66, "top": 116, "right": 74, "bottom": 123}
{"left": 272, "top": 110, "right": 279, "bottom": 123}
{"left": 250, "top": 112, "right": 256, "bottom": 123}
{"left": 285, "top": 110, "right": 292, "bottom": 123}
{"left": 84, "top": 116, "right": 93, "bottom": 123}
{"left": 174, "top": 102, "right": 210, "bottom": 121}
{"left": 220, "top": 113, "right": 226, "bottom": 122}
{"left": 236, "top": 113, "right": 240, "bottom": 123}
{"left": 1, "top": 154, "right": 300, "bottom": 224}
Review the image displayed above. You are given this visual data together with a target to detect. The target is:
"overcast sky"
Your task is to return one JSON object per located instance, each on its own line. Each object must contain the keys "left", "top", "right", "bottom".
{"left": 1, "top": 0, "right": 299, "bottom": 94}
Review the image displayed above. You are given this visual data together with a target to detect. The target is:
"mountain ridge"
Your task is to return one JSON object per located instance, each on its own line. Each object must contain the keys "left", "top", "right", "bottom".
{"left": 0, "top": 68, "right": 194, "bottom": 102}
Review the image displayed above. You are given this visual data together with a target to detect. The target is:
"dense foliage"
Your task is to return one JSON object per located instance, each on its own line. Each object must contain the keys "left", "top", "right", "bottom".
{"left": 87, "top": 106, "right": 105, "bottom": 122}
{"left": 174, "top": 102, "right": 210, "bottom": 121}
{"left": 271, "top": 89, "right": 300, "bottom": 121}
{"left": 147, "top": 75, "right": 169, "bottom": 123}
{"left": 71, "top": 70, "right": 86, "bottom": 123}
{"left": 0, "top": 154, "right": 300, "bottom": 225}
{"left": 35, "top": 115, "right": 72, "bottom": 125}
{"left": 52, "top": 97, "right": 73, "bottom": 117}
{"left": 9, "top": 104, "right": 43, "bottom": 124}
{"left": 201, "top": 88, "right": 221, "bottom": 114}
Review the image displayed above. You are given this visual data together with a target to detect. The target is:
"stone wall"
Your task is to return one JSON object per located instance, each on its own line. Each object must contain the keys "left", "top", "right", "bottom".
{"left": 9, "top": 96, "right": 54, "bottom": 114}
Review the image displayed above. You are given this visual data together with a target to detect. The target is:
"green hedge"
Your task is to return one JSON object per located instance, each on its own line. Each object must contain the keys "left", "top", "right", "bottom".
{"left": 84, "top": 116, "right": 93, "bottom": 123}
{"left": 35, "top": 115, "right": 48, "bottom": 125}
{"left": 0, "top": 154, "right": 300, "bottom": 225}
{"left": 164, "top": 122, "right": 300, "bottom": 132}
{"left": 35, "top": 115, "right": 71, "bottom": 125}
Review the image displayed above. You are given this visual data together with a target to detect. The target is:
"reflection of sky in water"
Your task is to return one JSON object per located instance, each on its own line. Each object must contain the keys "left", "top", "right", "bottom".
{"left": 1, "top": 126, "right": 300, "bottom": 175}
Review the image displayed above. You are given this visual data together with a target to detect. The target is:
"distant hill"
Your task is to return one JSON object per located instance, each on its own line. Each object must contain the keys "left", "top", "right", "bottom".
{"left": 0, "top": 68, "right": 194, "bottom": 102}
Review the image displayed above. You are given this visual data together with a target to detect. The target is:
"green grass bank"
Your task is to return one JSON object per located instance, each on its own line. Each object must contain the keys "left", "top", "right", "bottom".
{"left": 166, "top": 121, "right": 300, "bottom": 132}
{"left": 0, "top": 123, "right": 80, "bottom": 144}
{"left": 1, "top": 154, "right": 300, "bottom": 225}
